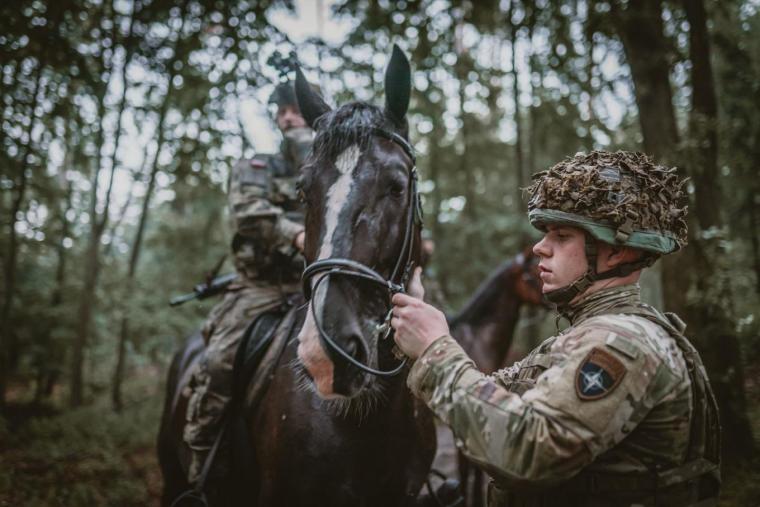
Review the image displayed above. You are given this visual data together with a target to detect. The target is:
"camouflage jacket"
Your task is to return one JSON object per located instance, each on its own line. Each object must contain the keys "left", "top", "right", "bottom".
{"left": 228, "top": 145, "right": 305, "bottom": 283}
{"left": 408, "top": 284, "right": 720, "bottom": 506}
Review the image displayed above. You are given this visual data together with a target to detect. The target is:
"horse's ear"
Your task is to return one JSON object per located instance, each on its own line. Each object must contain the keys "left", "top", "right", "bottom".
{"left": 384, "top": 44, "right": 411, "bottom": 126}
{"left": 295, "top": 66, "right": 331, "bottom": 129}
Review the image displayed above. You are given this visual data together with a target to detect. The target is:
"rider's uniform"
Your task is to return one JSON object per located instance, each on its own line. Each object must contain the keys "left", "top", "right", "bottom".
{"left": 184, "top": 128, "right": 309, "bottom": 483}
{"left": 408, "top": 285, "right": 720, "bottom": 506}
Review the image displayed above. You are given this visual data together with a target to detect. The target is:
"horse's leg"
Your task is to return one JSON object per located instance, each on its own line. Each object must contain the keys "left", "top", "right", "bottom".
{"left": 473, "top": 468, "right": 484, "bottom": 507}
{"left": 456, "top": 450, "right": 471, "bottom": 506}
{"left": 158, "top": 348, "right": 190, "bottom": 506}
{"left": 158, "top": 334, "right": 203, "bottom": 506}
{"left": 157, "top": 430, "right": 189, "bottom": 506}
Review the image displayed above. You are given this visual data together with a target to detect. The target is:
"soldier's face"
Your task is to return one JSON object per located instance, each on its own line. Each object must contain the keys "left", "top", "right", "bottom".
{"left": 276, "top": 104, "right": 307, "bottom": 132}
{"left": 533, "top": 225, "right": 588, "bottom": 293}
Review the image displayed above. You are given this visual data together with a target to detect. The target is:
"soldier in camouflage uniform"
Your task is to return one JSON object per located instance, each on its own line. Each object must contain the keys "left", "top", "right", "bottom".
{"left": 183, "top": 81, "right": 313, "bottom": 484}
{"left": 391, "top": 151, "right": 721, "bottom": 506}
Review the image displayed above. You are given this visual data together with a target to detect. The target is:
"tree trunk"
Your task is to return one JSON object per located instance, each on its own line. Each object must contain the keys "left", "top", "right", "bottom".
{"left": 613, "top": 0, "right": 680, "bottom": 164}
{"left": 70, "top": 6, "right": 117, "bottom": 406}
{"left": 508, "top": 1, "right": 525, "bottom": 206}
{"left": 749, "top": 195, "right": 760, "bottom": 295}
{"left": 681, "top": 0, "right": 754, "bottom": 461}
{"left": 112, "top": 0, "right": 185, "bottom": 410}
{"left": 684, "top": 0, "right": 721, "bottom": 230}
{"left": 35, "top": 124, "right": 75, "bottom": 403}
{"left": 525, "top": 7, "right": 537, "bottom": 178}
{"left": 613, "top": 0, "right": 755, "bottom": 464}
{"left": 457, "top": 69, "right": 475, "bottom": 221}
{"left": 454, "top": 11, "right": 476, "bottom": 223}
{"left": 0, "top": 56, "right": 45, "bottom": 408}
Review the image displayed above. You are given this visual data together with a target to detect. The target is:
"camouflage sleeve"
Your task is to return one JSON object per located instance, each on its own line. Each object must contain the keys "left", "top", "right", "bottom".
{"left": 488, "top": 360, "right": 524, "bottom": 387}
{"left": 228, "top": 159, "right": 304, "bottom": 254}
{"left": 407, "top": 324, "right": 677, "bottom": 485}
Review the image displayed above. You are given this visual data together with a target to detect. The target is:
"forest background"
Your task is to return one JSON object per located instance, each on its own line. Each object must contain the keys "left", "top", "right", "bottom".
{"left": 1, "top": 0, "right": 759, "bottom": 505}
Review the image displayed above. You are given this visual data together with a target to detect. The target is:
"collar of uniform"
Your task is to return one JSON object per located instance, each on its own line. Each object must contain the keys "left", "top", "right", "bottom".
{"left": 563, "top": 284, "right": 642, "bottom": 325}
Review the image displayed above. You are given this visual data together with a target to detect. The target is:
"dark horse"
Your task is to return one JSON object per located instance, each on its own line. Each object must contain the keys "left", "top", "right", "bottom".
{"left": 449, "top": 247, "right": 544, "bottom": 374}
{"left": 443, "top": 249, "right": 544, "bottom": 507}
{"left": 158, "top": 45, "right": 436, "bottom": 506}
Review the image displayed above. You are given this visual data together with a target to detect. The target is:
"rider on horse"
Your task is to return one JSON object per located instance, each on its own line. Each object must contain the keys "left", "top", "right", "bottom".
{"left": 392, "top": 150, "right": 721, "bottom": 506}
{"left": 183, "top": 72, "right": 314, "bottom": 485}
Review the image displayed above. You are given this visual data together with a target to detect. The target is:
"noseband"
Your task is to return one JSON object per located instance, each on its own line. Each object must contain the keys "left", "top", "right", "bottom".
{"left": 301, "top": 128, "right": 423, "bottom": 377}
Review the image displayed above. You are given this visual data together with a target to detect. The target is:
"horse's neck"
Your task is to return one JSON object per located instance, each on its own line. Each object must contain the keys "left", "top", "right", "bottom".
{"left": 450, "top": 269, "right": 522, "bottom": 372}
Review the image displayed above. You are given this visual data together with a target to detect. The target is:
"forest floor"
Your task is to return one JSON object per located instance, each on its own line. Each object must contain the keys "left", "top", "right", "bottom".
{"left": 0, "top": 370, "right": 164, "bottom": 507}
{"left": 1, "top": 362, "right": 760, "bottom": 506}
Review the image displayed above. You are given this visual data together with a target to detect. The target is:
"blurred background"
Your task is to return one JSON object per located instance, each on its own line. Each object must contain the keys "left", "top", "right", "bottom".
{"left": 1, "top": 0, "right": 759, "bottom": 504}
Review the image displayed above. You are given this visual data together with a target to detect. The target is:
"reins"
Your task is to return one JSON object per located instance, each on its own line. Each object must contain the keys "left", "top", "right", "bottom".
{"left": 300, "top": 127, "right": 422, "bottom": 377}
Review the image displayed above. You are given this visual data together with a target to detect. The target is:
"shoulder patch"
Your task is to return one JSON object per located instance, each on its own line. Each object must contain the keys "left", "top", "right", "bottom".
{"left": 250, "top": 159, "right": 267, "bottom": 169}
{"left": 575, "top": 347, "right": 627, "bottom": 401}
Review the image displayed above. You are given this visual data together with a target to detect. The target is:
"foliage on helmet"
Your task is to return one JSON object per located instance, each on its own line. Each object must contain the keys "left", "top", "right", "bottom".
{"left": 527, "top": 150, "right": 688, "bottom": 251}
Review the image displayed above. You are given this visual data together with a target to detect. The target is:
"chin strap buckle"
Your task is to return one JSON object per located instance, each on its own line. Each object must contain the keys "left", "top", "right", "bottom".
{"left": 569, "top": 273, "right": 595, "bottom": 294}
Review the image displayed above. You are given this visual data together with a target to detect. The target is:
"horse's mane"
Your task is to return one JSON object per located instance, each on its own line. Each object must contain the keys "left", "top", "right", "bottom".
{"left": 309, "top": 102, "right": 398, "bottom": 164}
{"left": 448, "top": 259, "right": 518, "bottom": 326}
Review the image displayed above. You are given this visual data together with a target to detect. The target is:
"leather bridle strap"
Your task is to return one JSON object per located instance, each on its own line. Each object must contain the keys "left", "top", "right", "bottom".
{"left": 300, "top": 127, "right": 420, "bottom": 377}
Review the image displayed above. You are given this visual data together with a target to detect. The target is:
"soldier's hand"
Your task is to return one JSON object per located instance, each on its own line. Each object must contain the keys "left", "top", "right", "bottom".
{"left": 293, "top": 230, "right": 305, "bottom": 252}
{"left": 391, "top": 291, "right": 449, "bottom": 359}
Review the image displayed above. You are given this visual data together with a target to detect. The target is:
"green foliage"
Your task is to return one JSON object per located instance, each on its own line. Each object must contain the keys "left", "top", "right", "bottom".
{"left": 0, "top": 376, "right": 163, "bottom": 506}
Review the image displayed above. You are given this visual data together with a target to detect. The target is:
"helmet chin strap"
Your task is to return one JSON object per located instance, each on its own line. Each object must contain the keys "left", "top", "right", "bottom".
{"left": 543, "top": 232, "right": 657, "bottom": 308}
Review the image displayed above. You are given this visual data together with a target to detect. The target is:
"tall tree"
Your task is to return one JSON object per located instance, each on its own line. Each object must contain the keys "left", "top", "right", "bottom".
{"left": 613, "top": 0, "right": 754, "bottom": 462}
{"left": 70, "top": 0, "right": 133, "bottom": 407}
{"left": 112, "top": 0, "right": 186, "bottom": 411}
{"left": 0, "top": 0, "right": 65, "bottom": 407}
{"left": 508, "top": 0, "right": 525, "bottom": 205}
{"left": 681, "top": 0, "right": 755, "bottom": 460}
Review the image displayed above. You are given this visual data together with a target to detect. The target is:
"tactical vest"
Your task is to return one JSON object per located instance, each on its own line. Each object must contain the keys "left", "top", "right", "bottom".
{"left": 231, "top": 152, "right": 304, "bottom": 284}
{"left": 490, "top": 306, "right": 721, "bottom": 507}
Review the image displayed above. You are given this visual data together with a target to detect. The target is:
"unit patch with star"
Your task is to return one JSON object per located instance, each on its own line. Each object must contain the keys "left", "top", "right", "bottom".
{"left": 575, "top": 347, "right": 627, "bottom": 401}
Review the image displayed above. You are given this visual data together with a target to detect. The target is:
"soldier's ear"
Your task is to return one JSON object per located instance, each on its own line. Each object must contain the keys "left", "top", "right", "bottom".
{"left": 295, "top": 66, "right": 331, "bottom": 129}
{"left": 384, "top": 44, "right": 411, "bottom": 128}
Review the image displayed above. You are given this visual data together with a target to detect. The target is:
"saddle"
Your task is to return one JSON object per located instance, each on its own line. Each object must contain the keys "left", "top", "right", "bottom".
{"left": 179, "top": 299, "right": 300, "bottom": 507}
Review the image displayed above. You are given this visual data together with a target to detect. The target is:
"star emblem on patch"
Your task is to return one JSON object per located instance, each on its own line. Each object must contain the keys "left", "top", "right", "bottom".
{"left": 575, "top": 347, "right": 627, "bottom": 401}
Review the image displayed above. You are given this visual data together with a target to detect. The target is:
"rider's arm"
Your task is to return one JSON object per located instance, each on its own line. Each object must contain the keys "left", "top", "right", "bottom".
{"left": 406, "top": 324, "right": 676, "bottom": 486}
{"left": 229, "top": 159, "right": 304, "bottom": 255}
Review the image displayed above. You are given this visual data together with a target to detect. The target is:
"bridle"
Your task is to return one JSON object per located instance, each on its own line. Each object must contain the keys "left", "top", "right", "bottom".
{"left": 301, "top": 127, "right": 423, "bottom": 377}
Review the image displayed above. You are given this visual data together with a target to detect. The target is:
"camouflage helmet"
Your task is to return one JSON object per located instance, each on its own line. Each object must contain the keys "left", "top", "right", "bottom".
{"left": 527, "top": 150, "right": 688, "bottom": 255}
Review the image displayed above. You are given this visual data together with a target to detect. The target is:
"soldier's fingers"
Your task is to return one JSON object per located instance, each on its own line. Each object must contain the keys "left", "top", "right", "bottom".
{"left": 392, "top": 293, "right": 417, "bottom": 307}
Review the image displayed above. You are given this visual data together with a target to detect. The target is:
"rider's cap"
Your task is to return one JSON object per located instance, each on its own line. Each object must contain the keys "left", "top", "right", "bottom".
{"left": 269, "top": 81, "right": 322, "bottom": 111}
{"left": 269, "top": 81, "right": 298, "bottom": 109}
{"left": 527, "top": 150, "right": 688, "bottom": 255}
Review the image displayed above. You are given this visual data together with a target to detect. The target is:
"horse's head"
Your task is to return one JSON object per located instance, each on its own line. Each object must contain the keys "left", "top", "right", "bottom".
{"left": 295, "top": 46, "right": 420, "bottom": 402}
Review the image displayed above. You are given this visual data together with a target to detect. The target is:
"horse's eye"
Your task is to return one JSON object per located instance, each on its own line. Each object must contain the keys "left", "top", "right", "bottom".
{"left": 388, "top": 181, "right": 405, "bottom": 197}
